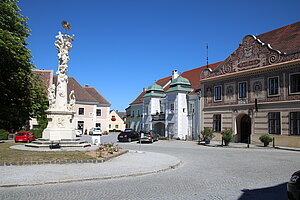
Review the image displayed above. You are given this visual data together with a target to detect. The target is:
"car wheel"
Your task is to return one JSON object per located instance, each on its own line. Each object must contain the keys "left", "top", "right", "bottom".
{"left": 128, "top": 138, "right": 132, "bottom": 142}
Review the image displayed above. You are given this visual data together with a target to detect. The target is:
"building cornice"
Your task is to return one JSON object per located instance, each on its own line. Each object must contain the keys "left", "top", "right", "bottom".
{"left": 202, "top": 59, "right": 300, "bottom": 83}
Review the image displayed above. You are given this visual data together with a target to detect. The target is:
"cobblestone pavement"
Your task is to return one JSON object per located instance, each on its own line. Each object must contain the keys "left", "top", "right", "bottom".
{"left": 1, "top": 133, "right": 299, "bottom": 200}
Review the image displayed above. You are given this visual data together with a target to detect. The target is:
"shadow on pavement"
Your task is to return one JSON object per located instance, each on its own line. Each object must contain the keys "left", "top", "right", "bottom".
{"left": 238, "top": 182, "right": 288, "bottom": 200}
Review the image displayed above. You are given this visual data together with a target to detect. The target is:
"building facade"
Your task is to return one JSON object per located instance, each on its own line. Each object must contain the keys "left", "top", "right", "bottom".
{"left": 201, "top": 22, "right": 300, "bottom": 147}
{"left": 129, "top": 69, "right": 207, "bottom": 140}
{"left": 108, "top": 110, "right": 126, "bottom": 132}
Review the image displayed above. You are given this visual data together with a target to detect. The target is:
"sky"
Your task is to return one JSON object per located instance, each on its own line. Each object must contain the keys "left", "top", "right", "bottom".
{"left": 18, "top": 0, "right": 300, "bottom": 112}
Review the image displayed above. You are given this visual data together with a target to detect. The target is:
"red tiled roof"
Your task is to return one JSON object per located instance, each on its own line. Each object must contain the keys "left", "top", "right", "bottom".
{"left": 156, "top": 76, "right": 172, "bottom": 88}
{"left": 130, "top": 61, "right": 222, "bottom": 104}
{"left": 84, "top": 86, "right": 110, "bottom": 105}
{"left": 53, "top": 76, "right": 98, "bottom": 103}
{"left": 32, "top": 69, "right": 53, "bottom": 88}
{"left": 181, "top": 62, "right": 222, "bottom": 91}
{"left": 33, "top": 69, "right": 110, "bottom": 105}
{"left": 130, "top": 90, "right": 146, "bottom": 105}
{"left": 256, "top": 21, "right": 300, "bottom": 54}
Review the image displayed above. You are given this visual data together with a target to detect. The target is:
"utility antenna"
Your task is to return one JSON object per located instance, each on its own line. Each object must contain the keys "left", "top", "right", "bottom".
{"left": 206, "top": 43, "right": 209, "bottom": 68}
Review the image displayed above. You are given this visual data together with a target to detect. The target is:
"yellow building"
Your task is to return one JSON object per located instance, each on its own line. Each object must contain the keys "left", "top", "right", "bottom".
{"left": 108, "top": 110, "right": 125, "bottom": 132}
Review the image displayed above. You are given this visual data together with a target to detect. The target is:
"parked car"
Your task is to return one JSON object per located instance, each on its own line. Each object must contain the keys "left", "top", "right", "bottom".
{"left": 139, "top": 130, "right": 159, "bottom": 143}
{"left": 89, "top": 127, "right": 102, "bottom": 136}
{"left": 118, "top": 130, "right": 140, "bottom": 142}
{"left": 15, "top": 131, "right": 36, "bottom": 143}
{"left": 124, "top": 128, "right": 133, "bottom": 132}
{"left": 287, "top": 170, "right": 300, "bottom": 200}
{"left": 75, "top": 129, "right": 83, "bottom": 137}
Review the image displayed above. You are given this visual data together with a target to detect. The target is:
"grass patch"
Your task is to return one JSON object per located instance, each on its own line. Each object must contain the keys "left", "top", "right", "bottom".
{"left": 0, "top": 143, "right": 96, "bottom": 163}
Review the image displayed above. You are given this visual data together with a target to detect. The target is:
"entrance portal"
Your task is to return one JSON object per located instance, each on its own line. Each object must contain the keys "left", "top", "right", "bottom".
{"left": 154, "top": 122, "right": 165, "bottom": 137}
{"left": 240, "top": 115, "right": 251, "bottom": 143}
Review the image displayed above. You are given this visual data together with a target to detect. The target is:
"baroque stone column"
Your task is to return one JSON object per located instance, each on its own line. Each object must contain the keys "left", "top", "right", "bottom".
{"left": 42, "top": 31, "right": 76, "bottom": 141}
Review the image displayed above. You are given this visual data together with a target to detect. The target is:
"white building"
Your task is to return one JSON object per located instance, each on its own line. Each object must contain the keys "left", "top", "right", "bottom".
{"left": 129, "top": 68, "right": 206, "bottom": 140}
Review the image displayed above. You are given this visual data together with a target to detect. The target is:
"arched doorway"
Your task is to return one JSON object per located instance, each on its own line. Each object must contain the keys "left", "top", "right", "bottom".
{"left": 240, "top": 115, "right": 251, "bottom": 143}
{"left": 154, "top": 122, "right": 165, "bottom": 137}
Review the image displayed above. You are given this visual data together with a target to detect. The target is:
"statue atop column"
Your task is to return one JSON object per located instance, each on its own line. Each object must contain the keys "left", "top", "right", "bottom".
{"left": 49, "top": 21, "right": 75, "bottom": 110}
{"left": 42, "top": 21, "right": 77, "bottom": 141}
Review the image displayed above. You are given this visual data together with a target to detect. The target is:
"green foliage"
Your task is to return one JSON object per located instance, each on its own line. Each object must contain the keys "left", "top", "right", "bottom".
{"left": 259, "top": 134, "right": 273, "bottom": 143}
{"left": 221, "top": 129, "right": 233, "bottom": 145}
{"left": 29, "top": 129, "right": 43, "bottom": 138}
{"left": 201, "top": 127, "right": 214, "bottom": 141}
{"left": 0, "top": 1, "right": 48, "bottom": 131}
{"left": 0, "top": 0, "right": 32, "bottom": 130}
{"left": 30, "top": 73, "right": 48, "bottom": 129}
{"left": 0, "top": 129, "right": 9, "bottom": 140}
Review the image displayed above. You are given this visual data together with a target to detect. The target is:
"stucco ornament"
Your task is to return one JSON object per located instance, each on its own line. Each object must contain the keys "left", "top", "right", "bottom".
{"left": 53, "top": 29, "right": 75, "bottom": 109}
{"left": 48, "top": 84, "right": 56, "bottom": 108}
{"left": 68, "top": 90, "right": 76, "bottom": 111}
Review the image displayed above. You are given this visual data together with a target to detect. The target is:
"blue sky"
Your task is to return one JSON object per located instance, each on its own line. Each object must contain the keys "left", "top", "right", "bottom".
{"left": 19, "top": 0, "right": 299, "bottom": 112}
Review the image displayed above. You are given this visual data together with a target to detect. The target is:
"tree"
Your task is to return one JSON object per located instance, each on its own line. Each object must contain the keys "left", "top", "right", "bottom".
{"left": 30, "top": 72, "right": 48, "bottom": 130}
{"left": 0, "top": 0, "right": 48, "bottom": 131}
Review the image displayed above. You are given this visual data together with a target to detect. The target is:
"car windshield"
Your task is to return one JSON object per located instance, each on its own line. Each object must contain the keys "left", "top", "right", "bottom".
{"left": 124, "top": 129, "right": 132, "bottom": 132}
{"left": 17, "top": 132, "right": 26, "bottom": 136}
{"left": 94, "top": 128, "right": 101, "bottom": 131}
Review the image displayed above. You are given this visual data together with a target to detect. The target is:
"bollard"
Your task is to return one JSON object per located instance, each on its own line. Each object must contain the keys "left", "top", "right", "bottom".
{"left": 247, "top": 136, "right": 250, "bottom": 148}
{"left": 273, "top": 137, "right": 275, "bottom": 148}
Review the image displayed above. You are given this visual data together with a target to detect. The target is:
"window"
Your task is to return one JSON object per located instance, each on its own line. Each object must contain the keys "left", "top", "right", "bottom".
{"left": 95, "top": 123, "right": 101, "bottom": 128}
{"left": 132, "top": 111, "right": 134, "bottom": 116}
{"left": 239, "top": 82, "right": 247, "bottom": 98}
{"left": 78, "top": 108, "right": 84, "bottom": 115}
{"left": 170, "top": 103, "right": 174, "bottom": 111}
{"left": 290, "top": 112, "right": 300, "bottom": 135}
{"left": 109, "top": 124, "right": 111, "bottom": 129}
{"left": 214, "top": 86, "right": 222, "bottom": 101}
{"left": 115, "top": 125, "right": 119, "bottom": 129}
{"left": 189, "top": 103, "right": 194, "bottom": 114}
{"left": 145, "top": 106, "right": 148, "bottom": 115}
{"left": 290, "top": 73, "right": 300, "bottom": 94}
{"left": 268, "top": 77, "right": 279, "bottom": 96}
{"left": 137, "top": 110, "right": 140, "bottom": 115}
{"left": 213, "top": 114, "right": 221, "bottom": 132}
{"left": 77, "top": 121, "right": 84, "bottom": 130}
{"left": 268, "top": 112, "right": 281, "bottom": 134}
{"left": 96, "top": 109, "right": 101, "bottom": 116}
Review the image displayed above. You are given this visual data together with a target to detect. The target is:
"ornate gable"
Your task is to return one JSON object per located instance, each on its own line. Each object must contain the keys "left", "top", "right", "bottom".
{"left": 202, "top": 35, "right": 300, "bottom": 79}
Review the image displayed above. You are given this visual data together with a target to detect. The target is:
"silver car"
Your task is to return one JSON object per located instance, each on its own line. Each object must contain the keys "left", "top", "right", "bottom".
{"left": 89, "top": 127, "right": 102, "bottom": 135}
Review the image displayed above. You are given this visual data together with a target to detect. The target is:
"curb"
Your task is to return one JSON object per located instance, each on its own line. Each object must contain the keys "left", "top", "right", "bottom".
{"left": 0, "top": 150, "right": 129, "bottom": 167}
{"left": 0, "top": 160, "right": 182, "bottom": 188}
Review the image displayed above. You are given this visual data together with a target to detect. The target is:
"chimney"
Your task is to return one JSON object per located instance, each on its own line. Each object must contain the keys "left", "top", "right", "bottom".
{"left": 143, "top": 87, "right": 146, "bottom": 92}
{"left": 85, "top": 84, "right": 89, "bottom": 87}
{"left": 172, "top": 70, "right": 179, "bottom": 80}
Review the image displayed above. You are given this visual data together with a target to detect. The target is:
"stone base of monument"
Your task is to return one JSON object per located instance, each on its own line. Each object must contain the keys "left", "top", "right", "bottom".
{"left": 25, "top": 139, "right": 91, "bottom": 148}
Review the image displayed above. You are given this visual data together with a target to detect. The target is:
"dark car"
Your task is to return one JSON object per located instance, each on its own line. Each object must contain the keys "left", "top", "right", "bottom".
{"left": 288, "top": 170, "right": 300, "bottom": 200}
{"left": 15, "top": 131, "right": 36, "bottom": 143}
{"left": 139, "top": 130, "right": 159, "bottom": 143}
{"left": 117, "top": 131, "right": 140, "bottom": 142}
